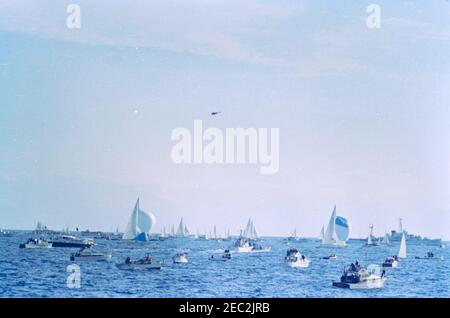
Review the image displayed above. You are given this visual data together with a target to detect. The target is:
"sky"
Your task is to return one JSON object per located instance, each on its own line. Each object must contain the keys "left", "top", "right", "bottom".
{"left": 0, "top": 0, "right": 449, "bottom": 239}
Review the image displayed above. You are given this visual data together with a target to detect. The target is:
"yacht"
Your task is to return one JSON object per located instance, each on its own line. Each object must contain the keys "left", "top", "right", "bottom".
{"left": 233, "top": 237, "right": 254, "bottom": 252}
{"left": 49, "top": 235, "right": 94, "bottom": 248}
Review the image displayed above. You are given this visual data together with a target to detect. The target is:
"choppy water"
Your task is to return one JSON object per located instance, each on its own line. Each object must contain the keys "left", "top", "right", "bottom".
{"left": 0, "top": 232, "right": 448, "bottom": 297}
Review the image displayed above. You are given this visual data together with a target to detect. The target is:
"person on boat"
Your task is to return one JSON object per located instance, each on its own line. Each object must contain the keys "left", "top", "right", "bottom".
{"left": 350, "top": 263, "right": 357, "bottom": 272}
{"left": 427, "top": 252, "right": 434, "bottom": 258}
{"left": 125, "top": 257, "right": 131, "bottom": 264}
{"left": 301, "top": 255, "right": 306, "bottom": 261}
{"left": 144, "top": 255, "right": 152, "bottom": 263}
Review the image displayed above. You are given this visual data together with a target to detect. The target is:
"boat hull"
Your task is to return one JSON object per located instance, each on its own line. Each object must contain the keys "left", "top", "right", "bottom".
{"left": 333, "top": 278, "right": 385, "bottom": 289}
{"left": 19, "top": 243, "right": 53, "bottom": 249}
{"left": 237, "top": 246, "right": 253, "bottom": 253}
{"left": 50, "top": 241, "right": 93, "bottom": 248}
{"left": 382, "top": 261, "right": 398, "bottom": 268}
{"left": 285, "top": 259, "right": 310, "bottom": 268}
{"left": 71, "top": 254, "right": 112, "bottom": 262}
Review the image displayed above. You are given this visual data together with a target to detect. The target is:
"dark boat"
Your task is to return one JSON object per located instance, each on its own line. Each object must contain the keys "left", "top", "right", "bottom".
{"left": 49, "top": 235, "right": 94, "bottom": 248}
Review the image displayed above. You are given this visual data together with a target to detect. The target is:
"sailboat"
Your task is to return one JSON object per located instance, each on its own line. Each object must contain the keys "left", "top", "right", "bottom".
{"left": 398, "top": 232, "right": 407, "bottom": 259}
{"left": 366, "top": 225, "right": 378, "bottom": 246}
{"left": 320, "top": 205, "right": 350, "bottom": 247}
{"left": 381, "top": 233, "right": 390, "bottom": 245}
{"left": 288, "top": 228, "right": 299, "bottom": 241}
{"left": 123, "top": 198, "right": 156, "bottom": 242}
{"left": 176, "top": 218, "right": 191, "bottom": 237}
{"left": 319, "top": 225, "right": 325, "bottom": 242}
{"left": 242, "top": 219, "right": 258, "bottom": 239}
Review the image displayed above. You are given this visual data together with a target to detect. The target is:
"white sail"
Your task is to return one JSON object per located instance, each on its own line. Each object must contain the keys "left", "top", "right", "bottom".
{"left": 319, "top": 225, "right": 325, "bottom": 240}
{"left": 322, "top": 206, "right": 336, "bottom": 245}
{"left": 382, "top": 233, "right": 389, "bottom": 244}
{"left": 213, "top": 225, "right": 217, "bottom": 239}
{"left": 176, "top": 218, "right": 185, "bottom": 236}
{"left": 367, "top": 234, "right": 373, "bottom": 245}
{"left": 398, "top": 232, "right": 407, "bottom": 258}
{"left": 123, "top": 199, "right": 139, "bottom": 239}
{"left": 123, "top": 198, "right": 155, "bottom": 240}
{"left": 184, "top": 224, "right": 190, "bottom": 235}
{"left": 170, "top": 224, "right": 175, "bottom": 236}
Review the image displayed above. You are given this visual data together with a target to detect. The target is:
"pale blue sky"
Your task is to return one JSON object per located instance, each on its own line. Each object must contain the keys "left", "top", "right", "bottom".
{"left": 0, "top": 1, "right": 449, "bottom": 238}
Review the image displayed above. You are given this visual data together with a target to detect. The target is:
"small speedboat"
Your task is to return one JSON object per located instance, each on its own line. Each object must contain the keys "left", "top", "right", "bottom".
{"left": 70, "top": 248, "right": 112, "bottom": 262}
{"left": 322, "top": 254, "right": 337, "bottom": 260}
{"left": 333, "top": 262, "right": 386, "bottom": 289}
{"left": 210, "top": 249, "right": 232, "bottom": 261}
{"left": 19, "top": 238, "right": 53, "bottom": 249}
{"left": 116, "top": 256, "right": 163, "bottom": 270}
{"left": 284, "top": 249, "right": 311, "bottom": 268}
{"left": 173, "top": 253, "right": 188, "bottom": 264}
{"left": 382, "top": 256, "right": 399, "bottom": 268}
{"left": 415, "top": 252, "right": 442, "bottom": 260}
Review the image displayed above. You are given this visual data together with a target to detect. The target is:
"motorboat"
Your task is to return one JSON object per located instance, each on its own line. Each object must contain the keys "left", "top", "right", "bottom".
{"left": 333, "top": 262, "right": 386, "bottom": 289}
{"left": 116, "top": 256, "right": 163, "bottom": 270}
{"left": 284, "top": 249, "right": 310, "bottom": 268}
{"left": 382, "top": 256, "right": 399, "bottom": 268}
{"left": 415, "top": 252, "right": 443, "bottom": 260}
{"left": 322, "top": 253, "right": 337, "bottom": 260}
{"left": 19, "top": 238, "right": 52, "bottom": 249}
{"left": 49, "top": 235, "right": 95, "bottom": 248}
{"left": 173, "top": 253, "right": 188, "bottom": 264}
{"left": 233, "top": 237, "right": 254, "bottom": 252}
{"left": 210, "top": 249, "right": 232, "bottom": 261}
{"left": 70, "top": 248, "right": 112, "bottom": 261}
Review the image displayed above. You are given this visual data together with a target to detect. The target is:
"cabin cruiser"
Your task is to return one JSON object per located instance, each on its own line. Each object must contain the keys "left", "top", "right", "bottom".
{"left": 19, "top": 238, "right": 52, "bottom": 249}
{"left": 210, "top": 249, "right": 232, "bottom": 261}
{"left": 382, "top": 256, "right": 399, "bottom": 268}
{"left": 234, "top": 237, "right": 254, "bottom": 252}
{"left": 322, "top": 253, "right": 337, "bottom": 260}
{"left": 70, "top": 248, "right": 112, "bottom": 262}
{"left": 173, "top": 253, "right": 188, "bottom": 264}
{"left": 284, "top": 249, "right": 310, "bottom": 268}
{"left": 49, "top": 235, "right": 95, "bottom": 248}
{"left": 333, "top": 261, "right": 386, "bottom": 289}
{"left": 116, "top": 255, "right": 163, "bottom": 270}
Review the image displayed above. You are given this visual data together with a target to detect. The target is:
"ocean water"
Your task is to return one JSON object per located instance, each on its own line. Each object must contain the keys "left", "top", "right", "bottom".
{"left": 1, "top": 232, "right": 448, "bottom": 298}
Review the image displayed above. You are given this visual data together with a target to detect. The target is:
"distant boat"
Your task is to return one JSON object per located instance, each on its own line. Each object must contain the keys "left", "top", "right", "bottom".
{"left": 123, "top": 198, "right": 156, "bottom": 242}
{"left": 366, "top": 225, "right": 378, "bottom": 246}
{"left": 398, "top": 232, "right": 407, "bottom": 259}
{"left": 176, "top": 218, "right": 190, "bottom": 237}
{"left": 319, "top": 225, "right": 325, "bottom": 241}
{"left": 381, "top": 233, "right": 390, "bottom": 245}
{"left": 321, "top": 206, "right": 350, "bottom": 247}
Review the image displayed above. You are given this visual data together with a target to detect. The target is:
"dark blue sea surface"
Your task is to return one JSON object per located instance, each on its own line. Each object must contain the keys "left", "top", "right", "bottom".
{"left": 1, "top": 232, "right": 448, "bottom": 297}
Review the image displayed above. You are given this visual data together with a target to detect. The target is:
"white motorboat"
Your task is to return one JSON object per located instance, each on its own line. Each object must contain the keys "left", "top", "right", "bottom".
{"left": 116, "top": 256, "right": 163, "bottom": 270}
{"left": 19, "top": 238, "right": 53, "bottom": 249}
{"left": 70, "top": 248, "right": 112, "bottom": 261}
{"left": 284, "top": 249, "right": 310, "bottom": 268}
{"left": 322, "top": 254, "right": 337, "bottom": 260}
{"left": 333, "top": 262, "right": 386, "bottom": 289}
{"left": 382, "top": 256, "right": 399, "bottom": 268}
{"left": 234, "top": 237, "right": 254, "bottom": 252}
{"left": 173, "top": 253, "right": 188, "bottom": 264}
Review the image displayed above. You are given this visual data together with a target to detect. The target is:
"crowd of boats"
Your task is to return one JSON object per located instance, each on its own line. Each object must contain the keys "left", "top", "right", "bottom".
{"left": 2, "top": 201, "right": 445, "bottom": 291}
